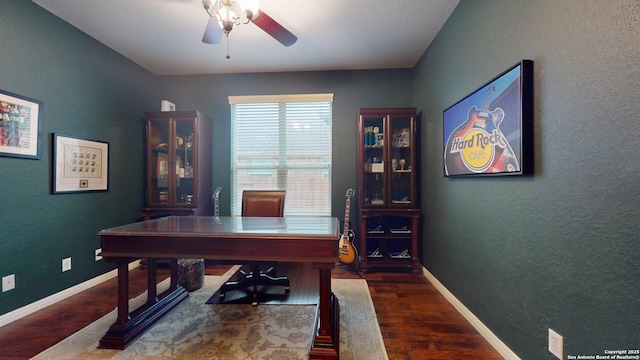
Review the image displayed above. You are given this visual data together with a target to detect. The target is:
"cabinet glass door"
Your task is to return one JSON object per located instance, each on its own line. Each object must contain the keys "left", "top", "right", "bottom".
{"left": 174, "top": 118, "right": 196, "bottom": 206}
{"left": 362, "top": 115, "right": 386, "bottom": 206}
{"left": 148, "top": 119, "right": 170, "bottom": 206}
{"left": 143, "top": 110, "right": 211, "bottom": 219}
{"left": 389, "top": 115, "right": 414, "bottom": 206}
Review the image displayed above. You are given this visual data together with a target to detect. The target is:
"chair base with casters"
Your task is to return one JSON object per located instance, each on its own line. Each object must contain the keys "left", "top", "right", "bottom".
{"left": 219, "top": 264, "right": 290, "bottom": 306}
{"left": 219, "top": 190, "right": 289, "bottom": 306}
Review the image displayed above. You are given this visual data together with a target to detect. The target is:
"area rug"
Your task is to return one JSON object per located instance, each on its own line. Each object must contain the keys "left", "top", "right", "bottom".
{"left": 32, "top": 266, "right": 387, "bottom": 360}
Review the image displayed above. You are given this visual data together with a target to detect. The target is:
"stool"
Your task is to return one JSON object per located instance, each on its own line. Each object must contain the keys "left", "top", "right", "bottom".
{"left": 177, "top": 258, "right": 204, "bottom": 291}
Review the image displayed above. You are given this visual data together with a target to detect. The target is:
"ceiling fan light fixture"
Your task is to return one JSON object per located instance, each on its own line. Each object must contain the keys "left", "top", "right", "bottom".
{"left": 201, "top": 0, "right": 295, "bottom": 56}
{"left": 220, "top": 20, "right": 235, "bottom": 34}
{"left": 239, "top": 0, "right": 259, "bottom": 20}
{"left": 203, "top": 0, "right": 258, "bottom": 31}
{"left": 202, "top": 0, "right": 214, "bottom": 12}
{"left": 218, "top": 6, "right": 237, "bottom": 33}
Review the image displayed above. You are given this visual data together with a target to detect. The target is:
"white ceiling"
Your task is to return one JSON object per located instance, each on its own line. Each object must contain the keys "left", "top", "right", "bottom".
{"left": 33, "top": 0, "right": 459, "bottom": 76}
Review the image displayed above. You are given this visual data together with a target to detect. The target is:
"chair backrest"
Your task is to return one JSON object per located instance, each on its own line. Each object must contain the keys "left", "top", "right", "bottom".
{"left": 241, "top": 190, "right": 285, "bottom": 217}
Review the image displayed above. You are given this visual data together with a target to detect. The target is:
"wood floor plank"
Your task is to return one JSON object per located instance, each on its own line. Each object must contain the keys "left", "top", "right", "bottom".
{"left": 350, "top": 265, "right": 503, "bottom": 360}
{"left": 0, "top": 263, "right": 504, "bottom": 360}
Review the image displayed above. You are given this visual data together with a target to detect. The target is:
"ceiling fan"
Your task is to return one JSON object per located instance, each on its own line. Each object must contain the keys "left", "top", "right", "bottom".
{"left": 202, "top": 0, "right": 297, "bottom": 53}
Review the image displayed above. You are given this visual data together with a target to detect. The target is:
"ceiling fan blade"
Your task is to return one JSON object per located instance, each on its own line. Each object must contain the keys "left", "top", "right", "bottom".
{"left": 202, "top": 16, "right": 223, "bottom": 44}
{"left": 251, "top": 10, "right": 297, "bottom": 47}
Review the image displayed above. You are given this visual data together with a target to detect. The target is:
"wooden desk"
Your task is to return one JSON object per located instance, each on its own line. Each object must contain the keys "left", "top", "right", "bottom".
{"left": 98, "top": 216, "right": 340, "bottom": 359}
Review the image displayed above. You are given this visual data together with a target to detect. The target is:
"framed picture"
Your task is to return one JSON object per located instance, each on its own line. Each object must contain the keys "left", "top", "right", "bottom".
{"left": 53, "top": 134, "right": 109, "bottom": 193}
{"left": 0, "top": 89, "right": 43, "bottom": 159}
{"left": 443, "top": 60, "right": 534, "bottom": 177}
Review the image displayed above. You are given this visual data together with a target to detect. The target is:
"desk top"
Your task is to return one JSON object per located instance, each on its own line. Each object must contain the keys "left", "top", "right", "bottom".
{"left": 98, "top": 216, "right": 340, "bottom": 262}
{"left": 99, "top": 216, "right": 339, "bottom": 239}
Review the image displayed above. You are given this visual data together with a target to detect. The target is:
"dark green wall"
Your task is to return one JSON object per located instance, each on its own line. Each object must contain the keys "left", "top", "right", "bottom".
{"left": 153, "top": 70, "right": 414, "bottom": 217}
{"left": 414, "top": 0, "right": 639, "bottom": 358}
{"left": 0, "top": 1, "right": 157, "bottom": 312}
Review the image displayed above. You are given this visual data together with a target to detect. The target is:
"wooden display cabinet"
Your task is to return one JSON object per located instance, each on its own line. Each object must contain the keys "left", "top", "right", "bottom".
{"left": 141, "top": 111, "right": 212, "bottom": 220}
{"left": 357, "top": 108, "right": 421, "bottom": 274}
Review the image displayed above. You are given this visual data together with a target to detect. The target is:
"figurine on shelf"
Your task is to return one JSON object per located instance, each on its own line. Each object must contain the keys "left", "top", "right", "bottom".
{"left": 184, "top": 162, "right": 193, "bottom": 178}
{"left": 186, "top": 133, "right": 194, "bottom": 150}
{"left": 394, "top": 128, "right": 410, "bottom": 147}
{"left": 374, "top": 127, "right": 383, "bottom": 146}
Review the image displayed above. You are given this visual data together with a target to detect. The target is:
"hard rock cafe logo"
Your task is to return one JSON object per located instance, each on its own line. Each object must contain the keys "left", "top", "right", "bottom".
{"left": 450, "top": 128, "right": 509, "bottom": 172}
{"left": 445, "top": 86, "right": 519, "bottom": 175}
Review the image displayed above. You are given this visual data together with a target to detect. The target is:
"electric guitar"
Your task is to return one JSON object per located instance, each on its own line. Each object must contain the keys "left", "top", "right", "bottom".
{"left": 338, "top": 189, "right": 358, "bottom": 265}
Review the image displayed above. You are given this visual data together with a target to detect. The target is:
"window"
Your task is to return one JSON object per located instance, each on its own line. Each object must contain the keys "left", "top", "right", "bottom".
{"left": 230, "top": 94, "right": 333, "bottom": 216}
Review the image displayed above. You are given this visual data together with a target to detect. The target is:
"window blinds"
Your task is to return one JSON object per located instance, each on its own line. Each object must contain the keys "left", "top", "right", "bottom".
{"left": 230, "top": 94, "right": 333, "bottom": 216}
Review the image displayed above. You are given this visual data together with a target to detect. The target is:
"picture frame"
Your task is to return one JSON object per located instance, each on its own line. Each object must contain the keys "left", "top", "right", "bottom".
{"left": 443, "top": 60, "right": 533, "bottom": 177}
{"left": 53, "top": 133, "right": 109, "bottom": 193}
{"left": 0, "top": 89, "right": 43, "bottom": 159}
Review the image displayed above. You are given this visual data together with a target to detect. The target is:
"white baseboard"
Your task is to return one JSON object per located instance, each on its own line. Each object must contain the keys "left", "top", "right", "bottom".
{"left": 0, "top": 260, "right": 141, "bottom": 328}
{"left": 422, "top": 267, "right": 520, "bottom": 360}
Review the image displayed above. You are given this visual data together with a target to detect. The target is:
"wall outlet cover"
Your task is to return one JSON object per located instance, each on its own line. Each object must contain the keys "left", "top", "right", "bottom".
{"left": 62, "top": 257, "right": 72, "bottom": 272}
{"left": 2, "top": 274, "right": 16, "bottom": 292}
{"left": 548, "top": 328, "right": 563, "bottom": 359}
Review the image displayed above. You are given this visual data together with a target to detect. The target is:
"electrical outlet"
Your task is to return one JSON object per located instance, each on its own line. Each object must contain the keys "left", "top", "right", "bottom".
{"left": 549, "top": 328, "right": 563, "bottom": 359}
{"left": 2, "top": 274, "right": 15, "bottom": 292}
{"left": 95, "top": 248, "right": 103, "bottom": 261}
{"left": 62, "top": 257, "right": 72, "bottom": 272}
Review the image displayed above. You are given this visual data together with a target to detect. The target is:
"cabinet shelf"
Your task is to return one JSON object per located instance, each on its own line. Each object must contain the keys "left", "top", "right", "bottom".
{"left": 367, "top": 235, "right": 413, "bottom": 240}
{"left": 152, "top": 148, "right": 193, "bottom": 153}
{"left": 363, "top": 257, "right": 417, "bottom": 273}
{"left": 366, "top": 229, "right": 412, "bottom": 237}
{"left": 366, "top": 248, "right": 412, "bottom": 260}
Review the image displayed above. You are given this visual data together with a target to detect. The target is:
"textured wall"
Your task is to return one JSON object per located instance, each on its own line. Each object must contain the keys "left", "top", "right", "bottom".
{"left": 0, "top": 0, "right": 157, "bottom": 315}
{"left": 154, "top": 69, "right": 414, "bottom": 218}
{"left": 414, "top": 0, "right": 639, "bottom": 358}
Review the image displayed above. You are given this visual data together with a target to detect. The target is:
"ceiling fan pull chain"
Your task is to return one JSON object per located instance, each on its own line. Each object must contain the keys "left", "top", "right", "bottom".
{"left": 226, "top": 35, "right": 231, "bottom": 59}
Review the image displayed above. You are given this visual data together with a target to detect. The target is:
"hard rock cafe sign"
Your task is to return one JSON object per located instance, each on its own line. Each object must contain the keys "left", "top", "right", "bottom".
{"left": 444, "top": 61, "right": 531, "bottom": 177}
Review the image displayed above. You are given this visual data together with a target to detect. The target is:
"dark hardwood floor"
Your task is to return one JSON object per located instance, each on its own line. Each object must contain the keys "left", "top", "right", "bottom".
{"left": 0, "top": 263, "right": 503, "bottom": 360}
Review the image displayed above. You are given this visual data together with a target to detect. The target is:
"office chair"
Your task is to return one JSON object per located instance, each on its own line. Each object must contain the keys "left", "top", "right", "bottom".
{"left": 219, "top": 190, "right": 290, "bottom": 305}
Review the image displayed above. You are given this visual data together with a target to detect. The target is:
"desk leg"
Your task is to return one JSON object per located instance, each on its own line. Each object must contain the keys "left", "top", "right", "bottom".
{"left": 99, "top": 258, "right": 188, "bottom": 350}
{"left": 146, "top": 258, "right": 157, "bottom": 304}
{"left": 170, "top": 258, "right": 179, "bottom": 290}
{"left": 116, "top": 261, "right": 130, "bottom": 324}
{"left": 310, "top": 263, "right": 339, "bottom": 359}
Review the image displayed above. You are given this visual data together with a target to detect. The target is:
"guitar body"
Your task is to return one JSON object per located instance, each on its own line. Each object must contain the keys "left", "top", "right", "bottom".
{"left": 339, "top": 229, "right": 357, "bottom": 265}
{"left": 338, "top": 189, "right": 358, "bottom": 265}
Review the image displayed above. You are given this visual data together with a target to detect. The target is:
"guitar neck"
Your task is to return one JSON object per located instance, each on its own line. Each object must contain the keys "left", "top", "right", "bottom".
{"left": 343, "top": 198, "right": 350, "bottom": 234}
{"left": 479, "top": 86, "right": 496, "bottom": 117}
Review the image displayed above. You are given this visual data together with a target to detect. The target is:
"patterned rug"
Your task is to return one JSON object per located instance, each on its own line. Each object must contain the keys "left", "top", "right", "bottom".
{"left": 32, "top": 266, "right": 387, "bottom": 360}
